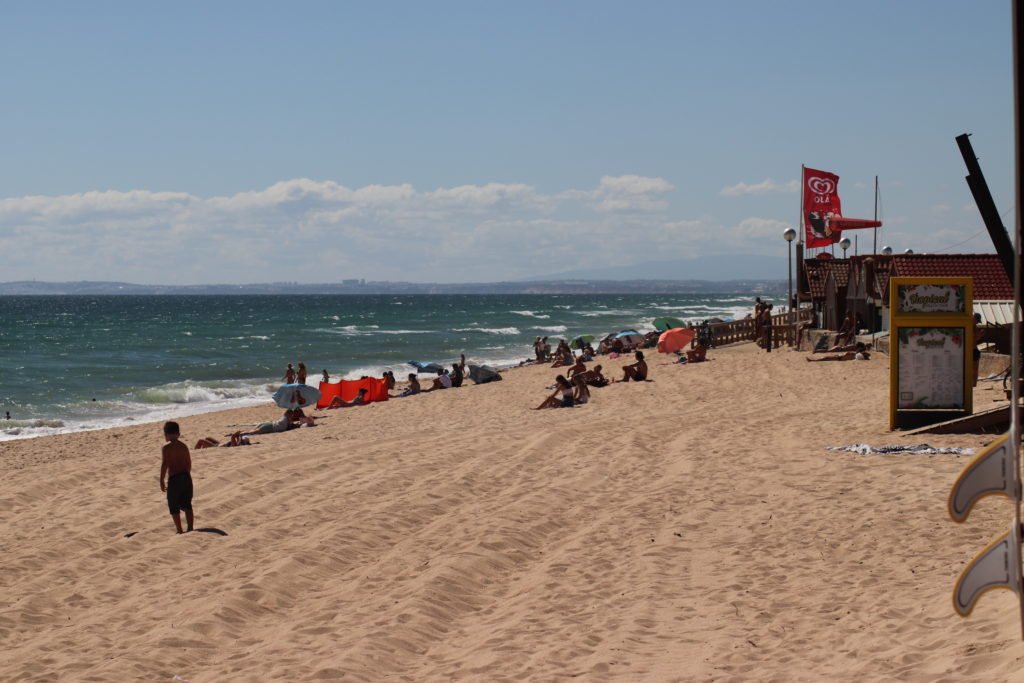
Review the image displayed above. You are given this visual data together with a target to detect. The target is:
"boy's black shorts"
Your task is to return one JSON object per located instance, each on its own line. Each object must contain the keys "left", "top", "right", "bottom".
{"left": 166, "top": 471, "right": 193, "bottom": 515}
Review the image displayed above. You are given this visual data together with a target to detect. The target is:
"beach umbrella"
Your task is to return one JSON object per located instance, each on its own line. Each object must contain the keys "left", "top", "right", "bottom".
{"left": 653, "top": 317, "right": 687, "bottom": 332}
{"left": 616, "top": 330, "right": 644, "bottom": 345}
{"left": 408, "top": 361, "right": 445, "bottom": 374}
{"left": 272, "top": 383, "right": 322, "bottom": 410}
{"left": 468, "top": 364, "right": 502, "bottom": 384}
{"left": 657, "top": 328, "right": 696, "bottom": 354}
{"left": 569, "top": 334, "right": 594, "bottom": 349}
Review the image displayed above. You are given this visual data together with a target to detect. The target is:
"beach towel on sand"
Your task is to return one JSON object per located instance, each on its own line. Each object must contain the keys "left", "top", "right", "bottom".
{"left": 827, "top": 443, "right": 974, "bottom": 455}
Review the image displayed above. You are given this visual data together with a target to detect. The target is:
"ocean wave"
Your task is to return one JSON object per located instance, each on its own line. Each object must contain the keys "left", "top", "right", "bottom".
{"left": 451, "top": 327, "right": 521, "bottom": 335}
{"left": 133, "top": 380, "right": 271, "bottom": 405}
{"left": 531, "top": 325, "right": 568, "bottom": 333}
{"left": 510, "top": 310, "right": 551, "bottom": 319}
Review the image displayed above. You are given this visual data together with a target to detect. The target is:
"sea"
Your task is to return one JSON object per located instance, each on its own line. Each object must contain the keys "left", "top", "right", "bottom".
{"left": 0, "top": 293, "right": 774, "bottom": 441}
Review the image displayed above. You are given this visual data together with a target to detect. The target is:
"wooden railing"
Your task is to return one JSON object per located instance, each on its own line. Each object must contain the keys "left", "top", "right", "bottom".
{"left": 708, "top": 309, "right": 815, "bottom": 348}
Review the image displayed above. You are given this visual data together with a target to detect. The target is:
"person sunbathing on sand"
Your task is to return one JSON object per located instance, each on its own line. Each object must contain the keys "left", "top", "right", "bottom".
{"left": 535, "top": 375, "right": 574, "bottom": 409}
{"left": 807, "top": 342, "right": 871, "bottom": 362}
{"left": 327, "top": 389, "right": 369, "bottom": 408}
{"left": 686, "top": 343, "right": 708, "bottom": 363}
{"left": 194, "top": 431, "right": 251, "bottom": 448}
{"left": 619, "top": 351, "right": 648, "bottom": 382}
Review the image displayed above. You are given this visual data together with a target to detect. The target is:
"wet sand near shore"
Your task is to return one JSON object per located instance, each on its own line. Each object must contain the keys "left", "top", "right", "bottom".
{"left": 1, "top": 344, "right": 1020, "bottom": 680}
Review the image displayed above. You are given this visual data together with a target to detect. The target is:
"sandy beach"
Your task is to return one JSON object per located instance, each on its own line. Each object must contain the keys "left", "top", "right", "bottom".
{"left": 1, "top": 343, "right": 1020, "bottom": 681}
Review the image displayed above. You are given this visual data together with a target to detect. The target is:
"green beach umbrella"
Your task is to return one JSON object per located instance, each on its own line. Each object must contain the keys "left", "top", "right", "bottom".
{"left": 569, "top": 334, "right": 595, "bottom": 349}
{"left": 653, "top": 317, "right": 687, "bottom": 332}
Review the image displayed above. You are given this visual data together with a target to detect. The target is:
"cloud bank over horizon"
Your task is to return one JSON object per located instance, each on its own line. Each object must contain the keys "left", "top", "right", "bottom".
{"left": 1, "top": 174, "right": 827, "bottom": 284}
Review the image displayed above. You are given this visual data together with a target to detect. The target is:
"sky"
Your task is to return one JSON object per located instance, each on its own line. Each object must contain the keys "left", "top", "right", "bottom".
{"left": 0, "top": 0, "right": 1015, "bottom": 284}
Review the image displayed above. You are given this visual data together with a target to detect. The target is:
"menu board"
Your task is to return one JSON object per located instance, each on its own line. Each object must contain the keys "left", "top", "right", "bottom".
{"left": 896, "top": 283, "right": 966, "bottom": 314}
{"left": 896, "top": 327, "right": 965, "bottom": 409}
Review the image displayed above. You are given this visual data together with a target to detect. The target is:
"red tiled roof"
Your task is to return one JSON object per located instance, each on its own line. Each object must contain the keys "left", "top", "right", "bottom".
{"left": 802, "top": 259, "right": 850, "bottom": 299}
{"left": 890, "top": 254, "right": 1013, "bottom": 300}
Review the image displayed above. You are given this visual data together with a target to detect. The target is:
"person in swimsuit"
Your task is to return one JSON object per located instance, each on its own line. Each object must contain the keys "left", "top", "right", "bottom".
{"left": 620, "top": 351, "right": 648, "bottom": 382}
{"left": 282, "top": 363, "right": 296, "bottom": 384}
{"left": 807, "top": 342, "right": 871, "bottom": 362}
{"left": 160, "top": 421, "right": 194, "bottom": 534}
{"left": 194, "top": 431, "right": 251, "bottom": 448}
{"left": 572, "top": 375, "right": 591, "bottom": 405}
{"left": 451, "top": 354, "right": 466, "bottom": 387}
{"left": 327, "top": 389, "right": 369, "bottom": 408}
{"left": 535, "top": 375, "right": 575, "bottom": 409}
{"left": 296, "top": 362, "right": 308, "bottom": 384}
{"left": 322, "top": 369, "right": 330, "bottom": 384}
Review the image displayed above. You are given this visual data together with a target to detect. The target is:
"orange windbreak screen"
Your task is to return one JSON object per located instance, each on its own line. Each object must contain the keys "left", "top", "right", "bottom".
{"left": 316, "top": 378, "right": 389, "bottom": 407}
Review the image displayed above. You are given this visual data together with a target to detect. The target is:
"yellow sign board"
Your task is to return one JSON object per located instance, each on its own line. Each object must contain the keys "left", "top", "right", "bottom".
{"left": 889, "top": 277, "right": 973, "bottom": 430}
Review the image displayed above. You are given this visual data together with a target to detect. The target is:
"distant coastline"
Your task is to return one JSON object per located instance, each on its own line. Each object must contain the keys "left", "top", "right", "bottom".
{"left": 0, "top": 279, "right": 785, "bottom": 296}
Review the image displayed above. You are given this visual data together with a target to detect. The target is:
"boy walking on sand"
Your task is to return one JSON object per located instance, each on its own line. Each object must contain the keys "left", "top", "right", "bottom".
{"left": 160, "top": 421, "right": 194, "bottom": 534}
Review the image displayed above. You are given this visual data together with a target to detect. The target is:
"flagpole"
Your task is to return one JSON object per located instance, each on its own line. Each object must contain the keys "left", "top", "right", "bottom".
{"left": 797, "top": 165, "right": 805, "bottom": 330}
{"left": 1011, "top": 0, "right": 1024, "bottom": 642}
{"left": 873, "top": 175, "right": 879, "bottom": 255}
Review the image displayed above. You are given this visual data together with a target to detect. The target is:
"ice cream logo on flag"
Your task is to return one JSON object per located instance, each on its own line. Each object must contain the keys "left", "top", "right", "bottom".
{"left": 802, "top": 167, "right": 842, "bottom": 248}
{"left": 807, "top": 176, "right": 836, "bottom": 195}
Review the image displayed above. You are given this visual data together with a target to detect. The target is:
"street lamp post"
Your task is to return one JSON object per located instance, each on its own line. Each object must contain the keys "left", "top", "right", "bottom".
{"left": 840, "top": 237, "right": 851, "bottom": 259}
{"left": 784, "top": 227, "right": 797, "bottom": 346}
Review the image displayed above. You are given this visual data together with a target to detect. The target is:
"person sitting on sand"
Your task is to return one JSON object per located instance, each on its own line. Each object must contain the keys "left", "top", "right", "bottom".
{"left": 572, "top": 375, "right": 591, "bottom": 405}
{"left": 426, "top": 368, "right": 452, "bottom": 391}
{"left": 831, "top": 313, "right": 856, "bottom": 350}
{"left": 582, "top": 364, "right": 609, "bottom": 387}
{"left": 282, "top": 363, "right": 296, "bottom": 384}
{"left": 397, "top": 373, "right": 421, "bottom": 397}
{"left": 328, "top": 388, "right": 369, "bottom": 408}
{"left": 194, "top": 431, "right": 251, "bottom": 449}
{"left": 535, "top": 375, "right": 574, "bottom": 409}
{"left": 807, "top": 342, "right": 871, "bottom": 362}
{"left": 566, "top": 357, "right": 588, "bottom": 379}
{"left": 619, "top": 351, "right": 648, "bottom": 382}
{"left": 550, "top": 340, "right": 573, "bottom": 368}
{"left": 580, "top": 343, "right": 595, "bottom": 362}
{"left": 686, "top": 342, "right": 708, "bottom": 363}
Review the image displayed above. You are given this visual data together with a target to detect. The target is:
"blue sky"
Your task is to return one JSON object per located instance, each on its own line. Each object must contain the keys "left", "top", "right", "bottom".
{"left": 0, "top": 1, "right": 1014, "bottom": 283}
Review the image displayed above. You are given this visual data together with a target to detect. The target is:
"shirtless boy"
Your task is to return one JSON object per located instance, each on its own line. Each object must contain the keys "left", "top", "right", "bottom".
{"left": 160, "top": 421, "right": 194, "bottom": 534}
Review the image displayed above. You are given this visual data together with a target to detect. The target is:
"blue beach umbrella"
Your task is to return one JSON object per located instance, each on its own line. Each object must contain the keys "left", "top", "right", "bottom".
{"left": 616, "top": 330, "right": 644, "bottom": 345}
{"left": 272, "top": 383, "right": 322, "bottom": 410}
{"left": 408, "top": 361, "right": 445, "bottom": 374}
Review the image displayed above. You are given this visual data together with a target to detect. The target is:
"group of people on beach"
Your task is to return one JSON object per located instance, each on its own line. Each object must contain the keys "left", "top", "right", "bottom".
{"left": 534, "top": 346, "right": 649, "bottom": 409}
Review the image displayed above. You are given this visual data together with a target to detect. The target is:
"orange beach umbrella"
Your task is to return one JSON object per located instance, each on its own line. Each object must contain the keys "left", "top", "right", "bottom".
{"left": 657, "top": 327, "right": 696, "bottom": 354}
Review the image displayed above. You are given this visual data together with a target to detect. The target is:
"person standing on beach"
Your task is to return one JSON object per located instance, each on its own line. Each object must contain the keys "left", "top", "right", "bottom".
{"left": 322, "top": 369, "right": 330, "bottom": 384}
{"left": 160, "top": 421, "right": 194, "bottom": 534}
{"left": 297, "top": 362, "right": 308, "bottom": 384}
{"left": 762, "top": 304, "right": 774, "bottom": 352}
{"left": 282, "top": 363, "right": 296, "bottom": 384}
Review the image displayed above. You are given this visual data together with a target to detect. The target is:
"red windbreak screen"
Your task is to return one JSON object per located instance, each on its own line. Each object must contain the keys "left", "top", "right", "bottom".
{"left": 316, "top": 378, "right": 389, "bottom": 407}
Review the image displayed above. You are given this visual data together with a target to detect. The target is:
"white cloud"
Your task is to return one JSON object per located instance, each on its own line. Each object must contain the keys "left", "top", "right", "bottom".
{"left": 719, "top": 178, "right": 799, "bottom": 197}
{"left": 560, "top": 174, "right": 675, "bottom": 212}
{"left": 0, "top": 176, "right": 689, "bottom": 283}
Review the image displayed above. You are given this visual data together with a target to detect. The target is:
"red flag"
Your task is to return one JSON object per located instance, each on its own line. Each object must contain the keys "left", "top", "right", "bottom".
{"left": 803, "top": 167, "right": 842, "bottom": 248}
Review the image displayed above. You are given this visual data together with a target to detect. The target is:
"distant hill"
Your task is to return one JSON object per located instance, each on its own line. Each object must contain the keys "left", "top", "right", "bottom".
{"left": 0, "top": 279, "right": 786, "bottom": 295}
{"left": 522, "top": 254, "right": 789, "bottom": 282}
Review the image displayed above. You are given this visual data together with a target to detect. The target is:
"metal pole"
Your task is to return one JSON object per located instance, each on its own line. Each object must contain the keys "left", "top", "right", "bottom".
{"left": 788, "top": 241, "right": 793, "bottom": 345}
{"left": 873, "top": 175, "right": 879, "bottom": 255}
